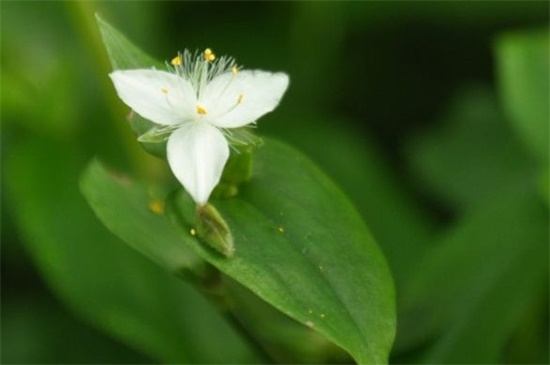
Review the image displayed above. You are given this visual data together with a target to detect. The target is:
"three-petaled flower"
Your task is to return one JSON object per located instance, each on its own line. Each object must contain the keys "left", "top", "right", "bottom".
{"left": 110, "top": 48, "right": 289, "bottom": 205}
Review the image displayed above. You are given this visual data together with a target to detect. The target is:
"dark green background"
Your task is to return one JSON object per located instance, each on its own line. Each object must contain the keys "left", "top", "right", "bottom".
{"left": 2, "top": 1, "right": 548, "bottom": 363}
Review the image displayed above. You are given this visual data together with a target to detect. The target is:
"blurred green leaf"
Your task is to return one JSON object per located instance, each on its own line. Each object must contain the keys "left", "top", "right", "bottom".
{"left": 502, "top": 289, "right": 549, "bottom": 364}
{"left": 5, "top": 138, "right": 260, "bottom": 364}
{"left": 539, "top": 167, "right": 550, "bottom": 205}
{"left": 2, "top": 292, "right": 150, "bottom": 364}
{"left": 407, "top": 85, "right": 537, "bottom": 213}
{"left": 81, "top": 138, "right": 396, "bottom": 364}
{"left": 496, "top": 28, "right": 549, "bottom": 164}
{"left": 1, "top": 2, "right": 83, "bottom": 139}
{"left": 397, "top": 190, "right": 548, "bottom": 362}
{"left": 96, "top": 14, "right": 163, "bottom": 70}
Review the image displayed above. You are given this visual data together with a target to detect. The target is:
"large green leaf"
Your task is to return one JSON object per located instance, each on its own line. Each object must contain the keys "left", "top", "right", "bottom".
{"left": 81, "top": 138, "right": 396, "bottom": 364}
{"left": 496, "top": 28, "right": 549, "bottom": 164}
{"left": 5, "top": 138, "right": 260, "bottom": 364}
{"left": 78, "top": 160, "right": 351, "bottom": 364}
{"left": 397, "top": 190, "right": 549, "bottom": 362}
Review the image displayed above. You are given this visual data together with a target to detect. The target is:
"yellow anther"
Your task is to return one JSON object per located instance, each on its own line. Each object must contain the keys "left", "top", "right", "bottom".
{"left": 161, "top": 87, "right": 168, "bottom": 94}
{"left": 171, "top": 55, "right": 182, "bottom": 66}
{"left": 203, "top": 48, "right": 216, "bottom": 62}
{"left": 196, "top": 104, "right": 208, "bottom": 115}
{"left": 231, "top": 66, "right": 238, "bottom": 75}
{"left": 237, "top": 94, "right": 244, "bottom": 104}
{"left": 190, "top": 228, "right": 197, "bottom": 236}
{"left": 148, "top": 200, "right": 164, "bottom": 215}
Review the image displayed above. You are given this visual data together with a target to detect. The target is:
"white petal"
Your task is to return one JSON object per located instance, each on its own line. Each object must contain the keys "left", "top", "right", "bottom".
{"left": 167, "top": 123, "right": 229, "bottom": 205}
{"left": 201, "top": 70, "right": 289, "bottom": 128}
{"left": 110, "top": 69, "right": 197, "bottom": 125}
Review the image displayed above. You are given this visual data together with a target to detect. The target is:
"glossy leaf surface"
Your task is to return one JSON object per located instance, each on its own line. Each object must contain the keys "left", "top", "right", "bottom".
{"left": 81, "top": 138, "right": 396, "bottom": 364}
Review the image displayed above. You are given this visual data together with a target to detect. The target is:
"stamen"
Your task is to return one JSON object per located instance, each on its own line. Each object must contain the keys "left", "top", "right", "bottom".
{"left": 161, "top": 87, "right": 169, "bottom": 94}
{"left": 237, "top": 94, "right": 244, "bottom": 104}
{"left": 203, "top": 48, "right": 216, "bottom": 62}
{"left": 171, "top": 55, "right": 182, "bottom": 66}
{"left": 196, "top": 104, "right": 208, "bottom": 115}
{"left": 170, "top": 49, "right": 238, "bottom": 98}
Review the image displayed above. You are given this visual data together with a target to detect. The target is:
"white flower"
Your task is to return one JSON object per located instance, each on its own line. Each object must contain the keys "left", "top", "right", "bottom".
{"left": 110, "top": 48, "right": 289, "bottom": 205}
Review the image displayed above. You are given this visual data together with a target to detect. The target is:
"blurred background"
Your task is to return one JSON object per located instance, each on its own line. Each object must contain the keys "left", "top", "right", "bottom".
{"left": 2, "top": 1, "right": 548, "bottom": 363}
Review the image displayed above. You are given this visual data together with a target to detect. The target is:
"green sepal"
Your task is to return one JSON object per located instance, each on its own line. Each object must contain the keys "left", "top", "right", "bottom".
{"left": 137, "top": 124, "right": 179, "bottom": 143}
{"left": 127, "top": 113, "right": 167, "bottom": 158}
{"left": 226, "top": 128, "right": 264, "bottom": 149}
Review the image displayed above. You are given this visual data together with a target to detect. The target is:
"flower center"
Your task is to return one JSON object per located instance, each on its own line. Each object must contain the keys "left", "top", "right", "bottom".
{"left": 168, "top": 48, "right": 244, "bottom": 120}
{"left": 196, "top": 104, "right": 208, "bottom": 115}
